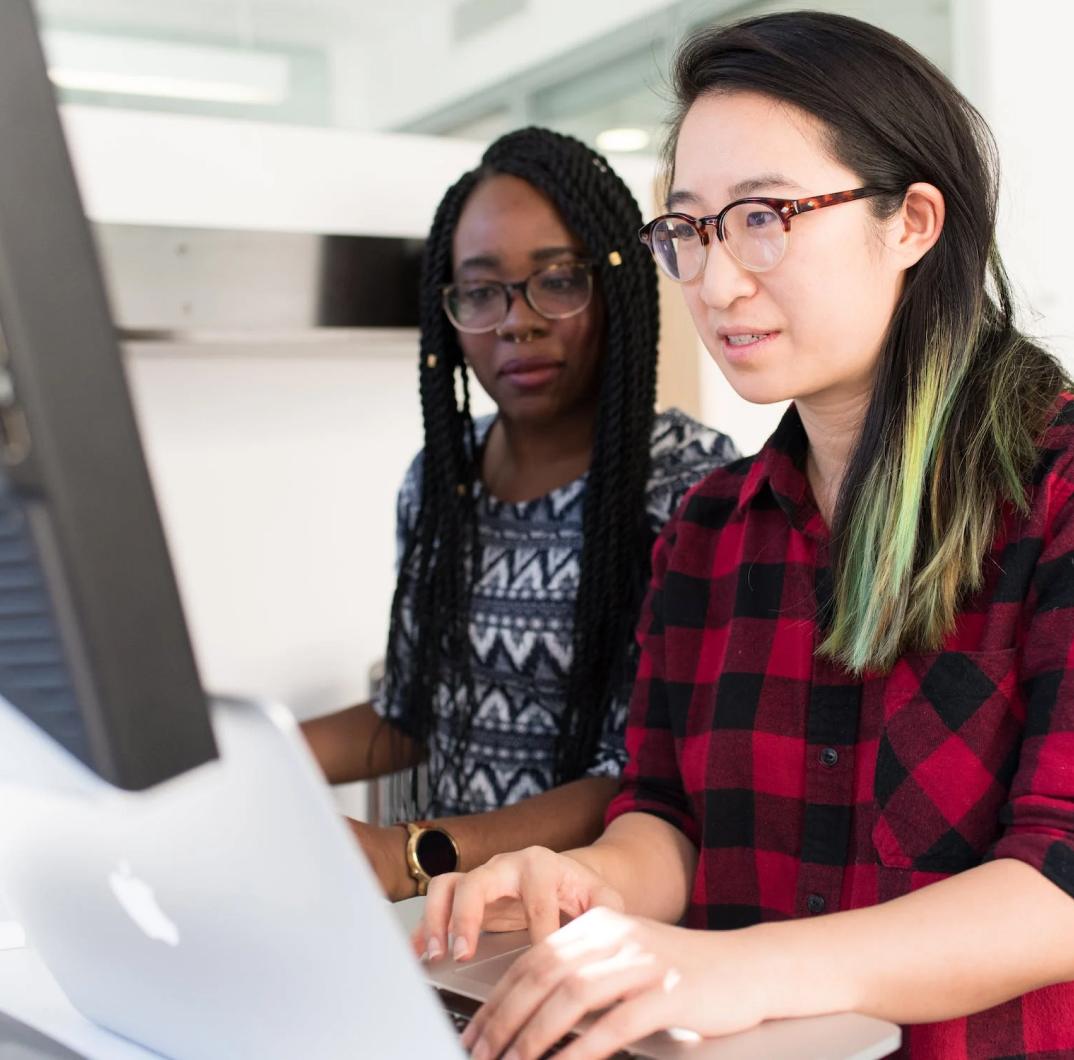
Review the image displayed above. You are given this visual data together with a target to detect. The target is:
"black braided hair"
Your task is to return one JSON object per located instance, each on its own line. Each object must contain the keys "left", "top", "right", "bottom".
{"left": 381, "top": 127, "right": 659, "bottom": 813}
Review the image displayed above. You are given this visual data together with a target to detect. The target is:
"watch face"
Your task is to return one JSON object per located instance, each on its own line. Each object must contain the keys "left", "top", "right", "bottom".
{"left": 416, "top": 829, "right": 457, "bottom": 877}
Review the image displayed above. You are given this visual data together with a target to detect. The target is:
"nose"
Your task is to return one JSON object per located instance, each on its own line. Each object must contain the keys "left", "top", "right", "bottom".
{"left": 696, "top": 237, "right": 757, "bottom": 311}
{"left": 496, "top": 280, "right": 548, "bottom": 340}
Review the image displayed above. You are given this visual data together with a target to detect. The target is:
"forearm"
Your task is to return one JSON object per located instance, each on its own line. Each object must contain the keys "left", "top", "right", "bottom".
{"left": 300, "top": 702, "right": 425, "bottom": 784}
{"left": 752, "top": 858, "right": 1074, "bottom": 1025}
{"left": 440, "top": 776, "right": 620, "bottom": 873}
{"left": 376, "top": 776, "right": 623, "bottom": 901}
{"left": 567, "top": 811, "right": 697, "bottom": 923}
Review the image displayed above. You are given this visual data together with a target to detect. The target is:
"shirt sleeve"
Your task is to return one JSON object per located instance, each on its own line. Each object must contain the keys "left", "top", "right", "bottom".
{"left": 985, "top": 456, "right": 1074, "bottom": 900}
{"left": 604, "top": 504, "right": 701, "bottom": 845}
{"left": 645, "top": 412, "right": 739, "bottom": 536}
{"left": 372, "top": 450, "right": 424, "bottom": 738}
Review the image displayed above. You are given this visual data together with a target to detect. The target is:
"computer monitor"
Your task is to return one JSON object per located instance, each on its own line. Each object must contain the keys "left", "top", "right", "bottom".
{"left": 0, "top": 0, "right": 217, "bottom": 790}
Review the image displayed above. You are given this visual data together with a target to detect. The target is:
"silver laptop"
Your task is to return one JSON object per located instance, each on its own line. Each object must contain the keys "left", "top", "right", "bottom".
{"left": 0, "top": 693, "right": 899, "bottom": 1060}
{"left": 0, "top": 694, "right": 468, "bottom": 1058}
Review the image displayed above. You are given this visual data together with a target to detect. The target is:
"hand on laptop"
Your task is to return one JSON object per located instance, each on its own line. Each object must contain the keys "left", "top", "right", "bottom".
{"left": 413, "top": 846, "right": 623, "bottom": 962}
{"left": 412, "top": 846, "right": 777, "bottom": 1056}
{"left": 457, "top": 905, "right": 768, "bottom": 1059}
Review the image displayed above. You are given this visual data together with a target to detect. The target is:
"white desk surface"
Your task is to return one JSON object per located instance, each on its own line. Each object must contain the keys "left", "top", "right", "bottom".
{"left": 0, "top": 902, "right": 900, "bottom": 1060}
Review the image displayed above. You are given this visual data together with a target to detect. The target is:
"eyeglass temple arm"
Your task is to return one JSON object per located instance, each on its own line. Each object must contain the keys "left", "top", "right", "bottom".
{"left": 791, "top": 187, "right": 890, "bottom": 218}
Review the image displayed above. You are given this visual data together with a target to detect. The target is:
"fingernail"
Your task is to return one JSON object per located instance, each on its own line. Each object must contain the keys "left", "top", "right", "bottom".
{"left": 470, "top": 1038, "right": 489, "bottom": 1060}
{"left": 453, "top": 935, "right": 468, "bottom": 960}
{"left": 425, "top": 937, "right": 442, "bottom": 961}
{"left": 502, "top": 1049, "right": 520, "bottom": 1060}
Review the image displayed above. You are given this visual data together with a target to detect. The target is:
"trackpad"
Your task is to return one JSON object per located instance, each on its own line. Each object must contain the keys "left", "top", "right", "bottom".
{"left": 456, "top": 947, "right": 528, "bottom": 986}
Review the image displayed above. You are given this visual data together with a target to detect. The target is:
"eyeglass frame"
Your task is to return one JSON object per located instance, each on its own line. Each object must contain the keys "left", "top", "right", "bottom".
{"left": 637, "top": 186, "right": 899, "bottom": 279}
{"left": 440, "top": 257, "right": 598, "bottom": 334}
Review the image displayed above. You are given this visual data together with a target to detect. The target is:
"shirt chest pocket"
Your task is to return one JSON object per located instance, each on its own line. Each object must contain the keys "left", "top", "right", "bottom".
{"left": 872, "top": 648, "right": 1022, "bottom": 872}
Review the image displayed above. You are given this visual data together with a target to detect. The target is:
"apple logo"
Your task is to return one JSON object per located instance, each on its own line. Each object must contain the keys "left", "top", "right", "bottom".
{"left": 108, "top": 861, "right": 180, "bottom": 947}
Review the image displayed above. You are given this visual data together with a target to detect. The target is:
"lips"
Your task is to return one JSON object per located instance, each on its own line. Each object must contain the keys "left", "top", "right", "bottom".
{"left": 717, "top": 327, "right": 779, "bottom": 342}
{"left": 717, "top": 328, "right": 779, "bottom": 360}
{"left": 499, "top": 355, "right": 563, "bottom": 377}
{"left": 497, "top": 355, "right": 565, "bottom": 390}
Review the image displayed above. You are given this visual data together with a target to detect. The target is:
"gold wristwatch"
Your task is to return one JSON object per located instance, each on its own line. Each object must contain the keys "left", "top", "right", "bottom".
{"left": 400, "top": 821, "right": 460, "bottom": 896}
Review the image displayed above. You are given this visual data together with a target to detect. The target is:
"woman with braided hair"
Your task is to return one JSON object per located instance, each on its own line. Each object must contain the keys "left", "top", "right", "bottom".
{"left": 303, "top": 127, "right": 736, "bottom": 903}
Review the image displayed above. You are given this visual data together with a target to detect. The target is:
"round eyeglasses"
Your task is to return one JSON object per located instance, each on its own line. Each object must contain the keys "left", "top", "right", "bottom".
{"left": 441, "top": 259, "right": 595, "bottom": 334}
{"left": 638, "top": 187, "right": 895, "bottom": 281}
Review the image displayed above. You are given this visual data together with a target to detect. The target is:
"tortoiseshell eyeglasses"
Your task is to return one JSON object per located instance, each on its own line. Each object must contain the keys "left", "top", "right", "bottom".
{"left": 638, "top": 186, "right": 897, "bottom": 281}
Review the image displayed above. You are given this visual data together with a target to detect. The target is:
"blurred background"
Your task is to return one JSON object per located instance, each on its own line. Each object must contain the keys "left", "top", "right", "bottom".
{"left": 27, "top": 0, "right": 1071, "bottom": 812}
{"left": 36, "top": 1, "right": 950, "bottom": 147}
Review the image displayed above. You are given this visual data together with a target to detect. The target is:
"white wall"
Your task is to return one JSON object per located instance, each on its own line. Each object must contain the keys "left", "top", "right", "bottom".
{"left": 62, "top": 105, "right": 483, "bottom": 237}
{"left": 123, "top": 341, "right": 423, "bottom": 719}
{"left": 951, "top": 0, "right": 1074, "bottom": 371}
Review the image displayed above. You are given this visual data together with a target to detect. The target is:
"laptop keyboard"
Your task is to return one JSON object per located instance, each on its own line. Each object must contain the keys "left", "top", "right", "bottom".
{"left": 437, "top": 988, "right": 640, "bottom": 1059}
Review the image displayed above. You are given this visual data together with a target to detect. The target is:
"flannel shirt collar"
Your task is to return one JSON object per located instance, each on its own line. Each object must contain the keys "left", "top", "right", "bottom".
{"left": 736, "top": 403, "right": 828, "bottom": 540}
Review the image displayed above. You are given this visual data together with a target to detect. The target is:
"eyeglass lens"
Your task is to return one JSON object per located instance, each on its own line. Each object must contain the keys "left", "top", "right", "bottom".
{"left": 444, "top": 261, "right": 592, "bottom": 332}
{"left": 649, "top": 203, "right": 787, "bottom": 281}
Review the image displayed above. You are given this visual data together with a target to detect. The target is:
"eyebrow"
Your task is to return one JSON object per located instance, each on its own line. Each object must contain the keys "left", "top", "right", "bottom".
{"left": 532, "top": 245, "right": 581, "bottom": 262}
{"left": 665, "top": 173, "right": 800, "bottom": 212}
{"left": 456, "top": 245, "right": 581, "bottom": 273}
{"left": 456, "top": 254, "right": 499, "bottom": 271}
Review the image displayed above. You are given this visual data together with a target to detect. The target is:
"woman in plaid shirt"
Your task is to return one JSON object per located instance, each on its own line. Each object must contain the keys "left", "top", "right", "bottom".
{"left": 417, "top": 12, "right": 1074, "bottom": 1059}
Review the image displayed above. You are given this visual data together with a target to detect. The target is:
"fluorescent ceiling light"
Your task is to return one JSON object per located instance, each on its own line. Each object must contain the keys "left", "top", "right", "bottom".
{"left": 596, "top": 127, "right": 651, "bottom": 153}
{"left": 43, "top": 30, "right": 289, "bottom": 106}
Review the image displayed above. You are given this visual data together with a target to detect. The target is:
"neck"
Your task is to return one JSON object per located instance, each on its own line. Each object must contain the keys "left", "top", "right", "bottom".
{"left": 797, "top": 386, "right": 873, "bottom": 526}
{"left": 483, "top": 401, "right": 597, "bottom": 503}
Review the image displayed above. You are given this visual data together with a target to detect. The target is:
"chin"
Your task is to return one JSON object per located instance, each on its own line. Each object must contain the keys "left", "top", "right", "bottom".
{"left": 732, "top": 383, "right": 798, "bottom": 406}
{"left": 497, "top": 393, "right": 561, "bottom": 424}
{"left": 712, "top": 361, "right": 797, "bottom": 407}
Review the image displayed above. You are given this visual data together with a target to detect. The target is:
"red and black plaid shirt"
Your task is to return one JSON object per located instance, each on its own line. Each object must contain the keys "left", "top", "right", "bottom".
{"left": 606, "top": 398, "right": 1074, "bottom": 1058}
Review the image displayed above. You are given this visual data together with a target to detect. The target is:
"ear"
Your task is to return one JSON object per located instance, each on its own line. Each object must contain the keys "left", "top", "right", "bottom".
{"left": 889, "top": 181, "right": 945, "bottom": 268}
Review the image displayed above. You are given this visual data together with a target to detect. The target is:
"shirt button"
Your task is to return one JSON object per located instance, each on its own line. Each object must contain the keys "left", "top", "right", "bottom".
{"left": 819, "top": 747, "right": 839, "bottom": 767}
{"left": 806, "top": 893, "right": 826, "bottom": 915}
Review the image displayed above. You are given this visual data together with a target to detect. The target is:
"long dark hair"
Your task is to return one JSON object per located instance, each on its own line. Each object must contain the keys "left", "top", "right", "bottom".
{"left": 382, "top": 127, "right": 659, "bottom": 811}
{"left": 666, "top": 12, "right": 1067, "bottom": 672}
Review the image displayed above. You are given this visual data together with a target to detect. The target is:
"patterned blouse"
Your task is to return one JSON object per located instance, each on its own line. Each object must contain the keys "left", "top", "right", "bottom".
{"left": 374, "top": 409, "right": 738, "bottom": 817}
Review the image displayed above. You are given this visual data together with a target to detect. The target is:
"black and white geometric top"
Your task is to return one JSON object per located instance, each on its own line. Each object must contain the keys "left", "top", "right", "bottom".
{"left": 374, "top": 409, "right": 738, "bottom": 817}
